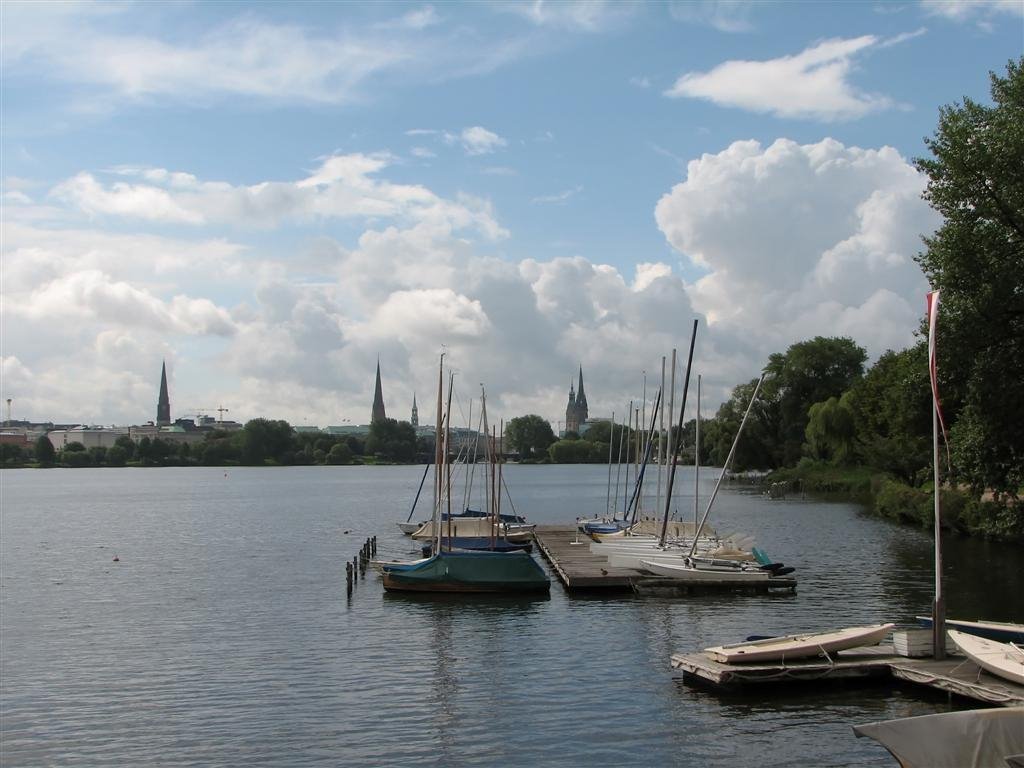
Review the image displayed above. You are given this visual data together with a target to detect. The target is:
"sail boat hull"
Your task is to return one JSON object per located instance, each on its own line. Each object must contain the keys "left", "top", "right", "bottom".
{"left": 381, "top": 551, "right": 551, "bottom": 593}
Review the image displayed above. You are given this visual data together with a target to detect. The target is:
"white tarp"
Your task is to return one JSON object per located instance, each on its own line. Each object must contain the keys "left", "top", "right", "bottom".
{"left": 854, "top": 709, "right": 1024, "bottom": 768}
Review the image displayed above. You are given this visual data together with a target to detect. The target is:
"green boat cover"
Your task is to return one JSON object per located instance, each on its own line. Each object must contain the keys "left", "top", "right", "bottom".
{"left": 383, "top": 550, "right": 550, "bottom": 593}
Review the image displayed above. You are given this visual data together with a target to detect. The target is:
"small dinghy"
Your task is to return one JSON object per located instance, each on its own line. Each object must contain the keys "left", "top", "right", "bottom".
{"left": 948, "top": 629, "right": 1024, "bottom": 685}
{"left": 704, "top": 623, "right": 895, "bottom": 664}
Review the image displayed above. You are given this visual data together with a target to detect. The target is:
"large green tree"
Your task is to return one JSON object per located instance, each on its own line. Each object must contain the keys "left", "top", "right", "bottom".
{"left": 504, "top": 414, "right": 556, "bottom": 460}
{"left": 365, "top": 418, "right": 416, "bottom": 462}
{"left": 703, "top": 378, "right": 776, "bottom": 470}
{"left": 762, "top": 336, "right": 868, "bottom": 466}
{"left": 239, "top": 419, "right": 296, "bottom": 465}
{"left": 915, "top": 58, "right": 1024, "bottom": 495}
{"left": 845, "top": 345, "right": 932, "bottom": 483}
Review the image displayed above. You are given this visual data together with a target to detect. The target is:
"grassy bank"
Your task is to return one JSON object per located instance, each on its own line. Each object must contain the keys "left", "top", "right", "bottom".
{"left": 765, "top": 460, "right": 1024, "bottom": 543}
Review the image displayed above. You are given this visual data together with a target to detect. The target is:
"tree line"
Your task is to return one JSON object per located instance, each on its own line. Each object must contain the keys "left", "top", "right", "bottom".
{"left": 505, "top": 59, "right": 1023, "bottom": 540}
{"left": 4, "top": 417, "right": 423, "bottom": 468}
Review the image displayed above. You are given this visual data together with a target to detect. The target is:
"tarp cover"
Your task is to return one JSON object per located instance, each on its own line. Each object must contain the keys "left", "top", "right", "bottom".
{"left": 853, "top": 709, "right": 1024, "bottom": 768}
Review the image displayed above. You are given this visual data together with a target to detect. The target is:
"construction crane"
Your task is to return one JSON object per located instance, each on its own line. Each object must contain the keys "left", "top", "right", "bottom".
{"left": 184, "top": 406, "right": 230, "bottom": 423}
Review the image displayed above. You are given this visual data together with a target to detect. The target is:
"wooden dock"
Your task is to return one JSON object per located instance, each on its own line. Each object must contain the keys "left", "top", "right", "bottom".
{"left": 533, "top": 525, "right": 797, "bottom": 594}
{"left": 670, "top": 645, "right": 1024, "bottom": 707}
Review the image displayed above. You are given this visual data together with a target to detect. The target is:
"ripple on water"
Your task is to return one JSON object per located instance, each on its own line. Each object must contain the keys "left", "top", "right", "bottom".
{"left": 1, "top": 466, "right": 1019, "bottom": 767}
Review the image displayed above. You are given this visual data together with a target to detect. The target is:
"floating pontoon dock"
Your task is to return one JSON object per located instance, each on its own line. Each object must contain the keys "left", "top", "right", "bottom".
{"left": 533, "top": 525, "right": 797, "bottom": 594}
{"left": 670, "top": 645, "right": 1024, "bottom": 707}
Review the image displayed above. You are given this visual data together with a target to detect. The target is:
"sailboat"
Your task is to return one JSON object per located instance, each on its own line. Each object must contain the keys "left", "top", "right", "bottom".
{"left": 947, "top": 629, "right": 1024, "bottom": 686}
{"left": 381, "top": 364, "right": 550, "bottom": 594}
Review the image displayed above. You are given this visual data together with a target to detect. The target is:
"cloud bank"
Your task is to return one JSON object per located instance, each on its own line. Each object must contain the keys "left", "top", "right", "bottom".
{"left": 3, "top": 137, "right": 938, "bottom": 428}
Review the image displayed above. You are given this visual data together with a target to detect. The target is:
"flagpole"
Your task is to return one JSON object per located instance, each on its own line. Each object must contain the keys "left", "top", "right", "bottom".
{"left": 928, "top": 290, "right": 945, "bottom": 661}
{"left": 932, "top": 395, "right": 945, "bottom": 660}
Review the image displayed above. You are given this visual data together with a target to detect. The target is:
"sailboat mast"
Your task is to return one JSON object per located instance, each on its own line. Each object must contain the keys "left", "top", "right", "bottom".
{"left": 640, "top": 372, "right": 646, "bottom": 517}
{"left": 625, "top": 387, "right": 662, "bottom": 525}
{"left": 660, "top": 321, "right": 697, "bottom": 548}
{"left": 688, "top": 374, "right": 764, "bottom": 557}
{"left": 462, "top": 399, "right": 474, "bottom": 513}
{"left": 605, "top": 411, "right": 615, "bottom": 517}
{"left": 694, "top": 374, "right": 701, "bottom": 533}
{"left": 614, "top": 408, "right": 626, "bottom": 519}
{"left": 480, "top": 385, "right": 490, "bottom": 531}
{"left": 444, "top": 372, "right": 454, "bottom": 550}
{"left": 665, "top": 349, "right": 677, "bottom": 521}
{"left": 657, "top": 356, "right": 666, "bottom": 521}
{"left": 433, "top": 353, "right": 444, "bottom": 553}
{"left": 621, "top": 400, "right": 633, "bottom": 518}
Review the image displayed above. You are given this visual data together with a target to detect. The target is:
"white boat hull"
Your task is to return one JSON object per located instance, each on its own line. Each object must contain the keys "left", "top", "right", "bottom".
{"left": 704, "top": 623, "right": 895, "bottom": 664}
{"left": 640, "top": 559, "right": 769, "bottom": 581}
{"left": 948, "top": 629, "right": 1024, "bottom": 685}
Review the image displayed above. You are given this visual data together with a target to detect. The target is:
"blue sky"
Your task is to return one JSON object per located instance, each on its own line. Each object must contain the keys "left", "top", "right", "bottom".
{"left": 2, "top": 1, "right": 1022, "bottom": 428}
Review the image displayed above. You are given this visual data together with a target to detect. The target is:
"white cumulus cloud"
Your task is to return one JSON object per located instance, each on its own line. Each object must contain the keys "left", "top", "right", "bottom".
{"left": 665, "top": 36, "right": 897, "bottom": 120}
{"left": 655, "top": 137, "right": 940, "bottom": 362}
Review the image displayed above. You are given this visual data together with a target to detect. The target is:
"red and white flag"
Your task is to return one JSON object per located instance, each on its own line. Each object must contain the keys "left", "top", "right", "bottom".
{"left": 926, "top": 290, "right": 951, "bottom": 467}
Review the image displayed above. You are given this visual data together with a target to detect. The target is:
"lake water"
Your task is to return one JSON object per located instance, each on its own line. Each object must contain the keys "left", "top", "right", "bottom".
{"left": 2, "top": 465, "right": 1021, "bottom": 767}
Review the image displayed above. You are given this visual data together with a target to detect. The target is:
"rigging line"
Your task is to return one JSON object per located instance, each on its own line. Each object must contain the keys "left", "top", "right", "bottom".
{"left": 625, "top": 387, "right": 663, "bottom": 525}
{"left": 405, "top": 460, "right": 432, "bottom": 523}
{"left": 499, "top": 467, "right": 521, "bottom": 521}
{"left": 661, "top": 320, "right": 698, "bottom": 548}
{"left": 687, "top": 374, "right": 764, "bottom": 558}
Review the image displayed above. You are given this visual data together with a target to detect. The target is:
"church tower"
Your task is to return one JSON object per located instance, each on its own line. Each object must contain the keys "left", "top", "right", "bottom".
{"left": 575, "top": 366, "right": 588, "bottom": 423}
{"left": 565, "top": 379, "right": 578, "bottom": 434}
{"left": 157, "top": 361, "right": 171, "bottom": 426}
{"left": 411, "top": 393, "right": 419, "bottom": 428}
{"left": 564, "top": 366, "right": 589, "bottom": 434}
{"left": 371, "top": 360, "right": 387, "bottom": 423}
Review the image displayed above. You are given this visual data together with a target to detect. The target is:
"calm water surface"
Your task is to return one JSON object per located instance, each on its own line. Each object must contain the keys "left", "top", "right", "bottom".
{"left": 2, "top": 466, "right": 1021, "bottom": 767}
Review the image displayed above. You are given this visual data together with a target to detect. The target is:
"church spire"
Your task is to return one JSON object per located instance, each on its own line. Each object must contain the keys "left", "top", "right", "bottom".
{"left": 371, "top": 360, "right": 387, "bottom": 423}
{"left": 411, "top": 393, "right": 419, "bottom": 428}
{"left": 576, "top": 366, "right": 588, "bottom": 412}
{"left": 157, "top": 360, "right": 171, "bottom": 426}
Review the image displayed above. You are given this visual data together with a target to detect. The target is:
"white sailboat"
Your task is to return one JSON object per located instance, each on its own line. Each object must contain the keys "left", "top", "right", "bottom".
{"left": 948, "top": 629, "right": 1024, "bottom": 686}
{"left": 704, "top": 623, "right": 895, "bottom": 664}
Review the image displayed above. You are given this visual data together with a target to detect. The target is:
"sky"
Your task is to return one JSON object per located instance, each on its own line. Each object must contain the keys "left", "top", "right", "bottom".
{"left": 2, "top": 1, "right": 1022, "bottom": 430}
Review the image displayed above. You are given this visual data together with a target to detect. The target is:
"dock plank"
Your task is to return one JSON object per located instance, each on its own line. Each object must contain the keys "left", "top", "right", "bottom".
{"left": 533, "top": 524, "right": 797, "bottom": 593}
{"left": 670, "top": 645, "right": 1024, "bottom": 706}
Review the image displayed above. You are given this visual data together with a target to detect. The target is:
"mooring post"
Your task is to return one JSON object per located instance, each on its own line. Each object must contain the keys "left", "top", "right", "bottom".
{"left": 353, "top": 555, "right": 359, "bottom": 581}
{"left": 346, "top": 561, "right": 353, "bottom": 594}
{"left": 372, "top": 536, "right": 377, "bottom": 556}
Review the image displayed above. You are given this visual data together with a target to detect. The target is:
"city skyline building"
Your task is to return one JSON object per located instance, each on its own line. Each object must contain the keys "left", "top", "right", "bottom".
{"left": 157, "top": 361, "right": 171, "bottom": 426}
{"left": 371, "top": 360, "right": 387, "bottom": 423}
{"left": 564, "top": 366, "right": 588, "bottom": 434}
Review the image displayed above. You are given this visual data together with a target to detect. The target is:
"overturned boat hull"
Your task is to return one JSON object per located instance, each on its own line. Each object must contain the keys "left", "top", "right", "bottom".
{"left": 381, "top": 550, "right": 550, "bottom": 593}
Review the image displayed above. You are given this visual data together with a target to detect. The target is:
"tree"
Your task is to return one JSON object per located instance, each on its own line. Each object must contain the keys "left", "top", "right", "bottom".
{"left": 327, "top": 443, "right": 353, "bottom": 465}
{"left": 805, "top": 395, "right": 856, "bottom": 464}
{"left": 106, "top": 445, "right": 128, "bottom": 467}
{"left": 702, "top": 379, "right": 776, "bottom": 470}
{"left": 1, "top": 444, "right": 25, "bottom": 466}
{"left": 505, "top": 415, "right": 556, "bottom": 460}
{"left": 114, "top": 435, "right": 136, "bottom": 460}
{"left": 763, "top": 337, "right": 868, "bottom": 466}
{"left": 845, "top": 346, "right": 932, "bottom": 483}
{"left": 240, "top": 419, "right": 296, "bottom": 465}
{"left": 34, "top": 436, "right": 55, "bottom": 466}
{"left": 915, "top": 58, "right": 1024, "bottom": 495}
{"left": 365, "top": 418, "right": 416, "bottom": 462}
{"left": 548, "top": 439, "right": 603, "bottom": 463}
